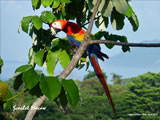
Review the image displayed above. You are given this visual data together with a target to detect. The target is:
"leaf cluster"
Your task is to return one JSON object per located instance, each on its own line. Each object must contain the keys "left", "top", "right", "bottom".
{"left": 13, "top": 64, "right": 79, "bottom": 108}
{"left": 88, "top": 0, "right": 139, "bottom": 31}
{"left": 18, "top": 0, "right": 139, "bottom": 76}
{"left": 0, "top": 65, "right": 80, "bottom": 118}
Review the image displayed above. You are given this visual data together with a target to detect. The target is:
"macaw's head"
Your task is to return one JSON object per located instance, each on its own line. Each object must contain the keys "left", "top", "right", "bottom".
{"left": 50, "top": 20, "right": 67, "bottom": 35}
{"left": 50, "top": 20, "right": 85, "bottom": 36}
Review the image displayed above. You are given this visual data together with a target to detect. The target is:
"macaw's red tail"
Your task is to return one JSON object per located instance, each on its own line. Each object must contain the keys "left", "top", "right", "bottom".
{"left": 90, "top": 55, "right": 116, "bottom": 117}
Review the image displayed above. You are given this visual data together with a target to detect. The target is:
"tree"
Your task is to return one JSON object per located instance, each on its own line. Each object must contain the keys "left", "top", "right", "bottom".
{"left": 111, "top": 73, "right": 122, "bottom": 85}
{"left": 83, "top": 70, "right": 107, "bottom": 80}
{"left": 81, "top": 71, "right": 108, "bottom": 96}
{"left": 117, "top": 72, "right": 160, "bottom": 120}
{"left": 81, "top": 77, "right": 104, "bottom": 96}
{"left": 0, "top": 57, "right": 3, "bottom": 74}
{"left": 1, "top": 0, "right": 160, "bottom": 119}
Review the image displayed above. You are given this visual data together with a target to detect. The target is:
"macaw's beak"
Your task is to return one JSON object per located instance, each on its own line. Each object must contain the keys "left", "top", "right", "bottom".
{"left": 50, "top": 27, "right": 61, "bottom": 35}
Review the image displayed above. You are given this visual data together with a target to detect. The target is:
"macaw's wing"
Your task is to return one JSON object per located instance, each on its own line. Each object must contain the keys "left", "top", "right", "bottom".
{"left": 67, "top": 35, "right": 81, "bottom": 47}
{"left": 87, "top": 44, "right": 109, "bottom": 61}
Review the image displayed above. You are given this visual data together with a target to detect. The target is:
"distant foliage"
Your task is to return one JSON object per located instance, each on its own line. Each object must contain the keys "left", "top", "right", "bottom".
{"left": 119, "top": 72, "right": 160, "bottom": 120}
{"left": 111, "top": 73, "right": 122, "bottom": 85}
{"left": 83, "top": 70, "right": 107, "bottom": 80}
{"left": 0, "top": 57, "right": 3, "bottom": 74}
{"left": 2, "top": 72, "right": 160, "bottom": 120}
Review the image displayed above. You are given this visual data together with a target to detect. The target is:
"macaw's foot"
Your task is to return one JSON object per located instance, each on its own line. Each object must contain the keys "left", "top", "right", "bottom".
{"left": 70, "top": 46, "right": 79, "bottom": 55}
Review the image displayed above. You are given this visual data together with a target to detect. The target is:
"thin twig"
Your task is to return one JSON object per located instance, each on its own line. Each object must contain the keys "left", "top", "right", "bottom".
{"left": 5, "top": 89, "right": 28, "bottom": 103}
{"left": 89, "top": 40, "right": 160, "bottom": 47}
{"left": 81, "top": 15, "right": 101, "bottom": 28}
{"left": 83, "top": 0, "right": 102, "bottom": 40}
{"left": 13, "top": 92, "right": 25, "bottom": 119}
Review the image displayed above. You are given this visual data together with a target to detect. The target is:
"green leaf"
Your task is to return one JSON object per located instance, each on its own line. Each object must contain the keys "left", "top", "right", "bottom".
{"left": 125, "top": 4, "right": 133, "bottom": 18}
{"left": 41, "top": 0, "right": 53, "bottom": 7}
{"left": 23, "top": 67, "right": 40, "bottom": 89}
{"left": 57, "top": 38, "right": 72, "bottom": 50}
{"left": 105, "top": 34, "right": 117, "bottom": 49}
{"left": 40, "top": 76, "right": 61, "bottom": 100}
{"left": 122, "top": 46, "right": 130, "bottom": 52}
{"left": 105, "top": 34, "right": 130, "bottom": 52}
{"left": 111, "top": 8, "right": 125, "bottom": 30}
{"left": 32, "top": 16, "right": 43, "bottom": 30}
{"left": 64, "top": 0, "right": 85, "bottom": 21}
{"left": 32, "top": 0, "right": 41, "bottom": 10}
{"left": 21, "top": 16, "right": 32, "bottom": 33}
{"left": 0, "top": 80, "right": 8, "bottom": 101}
{"left": 47, "top": 50, "right": 59, "bottom": 76}
{"left": 15, "top": 64, "right": 32, "bottom": 73}
{"left": 98, "top": 0, "right": 113, "bottom": 17}
{"left": 52, "top": 0, "right": 60, "bottom": 8}
{"left": 118, "top": 35, "right": 127, "bottom": 43}
{"left": 118, "top": 35, "right": 130, "bottom": 52}
{"left": 125, "top": 4, "right": 139, "bottom": 31}
{"left": 34, "top": 49, "right": 45, "bottom": 66}
{"left": 59, "top": 50, "right": 71, "bottom": 69}
{"left": 41, "top": 11, "right": 55, "bottom": 24}
{"left": 51, "top": 38, "right": 60, "bottom": 48}
{"left": 128, "top": 14, "right": 139, "bottom": 32}
{"left": 95, "top": 15, "right": 108, "bottom": 31}
{"left": 105, "top": 43, "right": 114, "bottom": 49}
{"left": 87, "top": 0, "right": 95, "bottom": 12}
{"left": 13, "top": 72, "right": 23, "bottom": 90}
{"left": 59, "top": 87, "right": 68, "bottom": 109}
{"left": 112, "top": 0, "right": 128, "bottom": 15}
{"left": 14, "top": 65, "right": 32, "bottom": 90}
{"left": 0, "top": 57, "right": 3, "bottom": 74}
{"left": 88, "top": 0, "right": 113, "bottom": 17}
{"left": 62, "top": 79, "right": 79, "bottom": 107}
{"left": 94, "top": 31, "right": 108, "bottom": 40}
{"left": 62, "top": 7, "right": 66, "bottom": 18}
{"left": 105, "top": 34, "right": 120, "bottom": 49}
{"left": 61, "top": 0, "right": 71, "bottom": 4}
{"left": 86, "top": 61, "right": 90, "bottom": 71}
{"left": 29, "top": 83, "right": 43, "bottom": 97}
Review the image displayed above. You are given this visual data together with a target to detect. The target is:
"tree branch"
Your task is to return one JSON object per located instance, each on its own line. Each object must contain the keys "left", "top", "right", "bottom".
{"left": 89, "top": 40, "right": 160, "bottom": 47}
{"left": 25, "top": 95, "right": 46, "bottom": 120}
{"left": 25, "top": 0, "right": 102, "bottom": 119}
{"left": 81, "top": 15, "right": 101, "bottom": 29}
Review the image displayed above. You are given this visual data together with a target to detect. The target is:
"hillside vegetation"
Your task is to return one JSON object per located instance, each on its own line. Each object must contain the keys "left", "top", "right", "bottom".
{"left": 2, "top": 72, "right": 160, "bottom": 120}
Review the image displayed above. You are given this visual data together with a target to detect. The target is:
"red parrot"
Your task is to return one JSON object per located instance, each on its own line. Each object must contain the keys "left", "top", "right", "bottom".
{"left": 50, "top": 20, "right": 116, "bottom": 116}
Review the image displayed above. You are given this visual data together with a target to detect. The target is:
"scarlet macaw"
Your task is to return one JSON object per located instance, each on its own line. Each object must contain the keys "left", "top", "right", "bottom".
{"left": 50, "top": 20, "right": 116, "bottom": 115}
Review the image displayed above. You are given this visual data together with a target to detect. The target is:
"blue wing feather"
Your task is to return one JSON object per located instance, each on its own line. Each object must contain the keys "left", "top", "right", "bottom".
{"left": 87, "top": 44, "right": 109, "bottom": 60}
{"left": 67, "top": 35, "right": 108, "bottom": 60}
{"left": 67, "top": 35, "right": 81, "bottom": 47}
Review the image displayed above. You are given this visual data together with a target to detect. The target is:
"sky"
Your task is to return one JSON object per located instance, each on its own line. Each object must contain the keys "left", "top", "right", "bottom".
{"left": 0, "top": 0, "right": 160, "bottom": 81}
